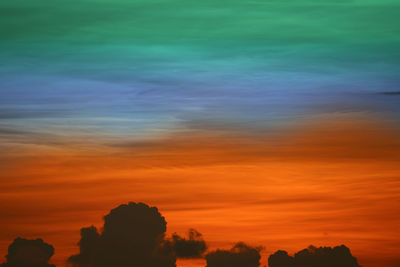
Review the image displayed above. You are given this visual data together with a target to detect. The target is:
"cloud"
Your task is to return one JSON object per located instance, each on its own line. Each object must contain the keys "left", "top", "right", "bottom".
{"left": 107, "top": 115, "right": 400, "bottom": 169}
{"left": 68, "top": 202, "right": 176, "bottom": 267}
{"left": 68, "top": 202, "right": 208, "bottom": 266}
{"left": 67, "top": 226, "right": 100, "bottom": 266}
{"left": 0, "top": 108, "right": 74, "bottom": 120}
{"left": 380, "top": 91, "right": 400, "bottom": 95}
{"left": 268, "top": 245, "right": 362, "bottom": 267}
{"left": 1, "top": 237, "right": 55, "bottom": 267}
{"left": 169, "top": 229, "right": 207, "bottom": 259}
{"left": 268, "top": 250, "right": 294, "bottom": 267}
{"left": 205, "top": 242, "right": 261, "bottom": 267}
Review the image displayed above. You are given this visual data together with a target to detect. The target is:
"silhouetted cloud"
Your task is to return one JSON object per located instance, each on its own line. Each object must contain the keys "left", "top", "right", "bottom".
{"left": 68, "top": 202, "right": 176, "bottom": 267}
{"left": 268, "top": 245, "right": 362, "bottom": 267}
{"left": 205, "top": 242, "right": 261, "bottom": 267}
{"left": 268, "top": 250, "right": 294, "bottom": 267}
{"left": 380, "top": 91, "right": 400, "bottom": 95}
{"left": 169, "top": 229, "right": 207, "bottom": 259}
{"left": 1, "top": 238, "right": 55, "bottom": 267}
{"left": 67, "top": 226, "right": 100, "bottom": 266}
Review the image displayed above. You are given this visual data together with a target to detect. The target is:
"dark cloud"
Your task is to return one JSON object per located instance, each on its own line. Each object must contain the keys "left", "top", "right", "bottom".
{"left": 67, "top": 226, "right": 100, "bottom": 266}
{"left": 268, "top": 245, "right": 362, "bottom": 267}
{"left": 205, "top": 242, "right": 261, "bottom": 267}
{"left": 268, "top": 250, "right": 294, "bottom": 267}
{"left": 380, "top": 91, "right": 400, "bottom": 95}
{"left": 169, "top": 229, "right": 207, "bottom": 259}
{"left": 68, "top": 202, "right": 176, "bottom": 267}
{"left": 1, "top": 238, "right": 55, "bottom": 267}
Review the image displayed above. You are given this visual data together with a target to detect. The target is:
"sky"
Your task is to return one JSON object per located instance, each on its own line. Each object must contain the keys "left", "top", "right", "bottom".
{"left": 1, "top": 0, "right": 400, "bottom": 266}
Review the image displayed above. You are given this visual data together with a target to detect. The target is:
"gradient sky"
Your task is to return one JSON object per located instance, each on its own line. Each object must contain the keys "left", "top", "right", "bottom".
{"left": 1, "top": 1, "right": 400, "bottom": 267}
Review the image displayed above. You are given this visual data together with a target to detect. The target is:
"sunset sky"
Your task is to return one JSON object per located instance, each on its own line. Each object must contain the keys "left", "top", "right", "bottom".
{"left": 1, "top": 1, "right": 400, "bottom": 267}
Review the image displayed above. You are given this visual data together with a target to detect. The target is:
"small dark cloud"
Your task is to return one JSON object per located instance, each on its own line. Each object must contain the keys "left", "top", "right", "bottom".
{"left": 380, "top": 91, "right": 400, "bottom": 95}
{"left": 205, "top": 242, "right": 261, "bottom": 267}
{"left": 268, "top": 245, "right": 362, "bottom": 267}
{"left": 268, "top": 250, "right": 294, "bottom": 267}
{"left": 68, "top": 202, "right": 176, "bottom": 267}
{"left": 1, "top": 237, "right": 55, "bottom": 267}
{"left": 67, "top": 226, "right": 100, "bottom": 266}
{"left": 169, "top": 229, "right": 207, "bottom": 259}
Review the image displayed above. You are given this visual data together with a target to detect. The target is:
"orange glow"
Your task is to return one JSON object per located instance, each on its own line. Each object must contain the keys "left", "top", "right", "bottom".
{"left": 0, "top": 115, "right": 399, "bottom": 267}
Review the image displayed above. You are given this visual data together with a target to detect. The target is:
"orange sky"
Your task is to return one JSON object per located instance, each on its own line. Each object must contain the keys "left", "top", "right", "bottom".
{"left": 1, "top": 114, "right": 400, "bottom": 267}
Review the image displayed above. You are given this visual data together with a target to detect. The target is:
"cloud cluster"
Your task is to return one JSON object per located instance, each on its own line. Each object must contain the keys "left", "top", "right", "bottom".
{"left": 169, "top": 229, "right": 207, "bottom": 259}
{"left": 205, "top": 242, "right": 261, "bottom": 267}
{"left": 1, "top": 202, "right": 364, "bottom": 267}
{"left": 268, "top": 245, "right": 362, "bottom": 267}
{"left": 1, "top": 238, "right": 55, "bottom": 267}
